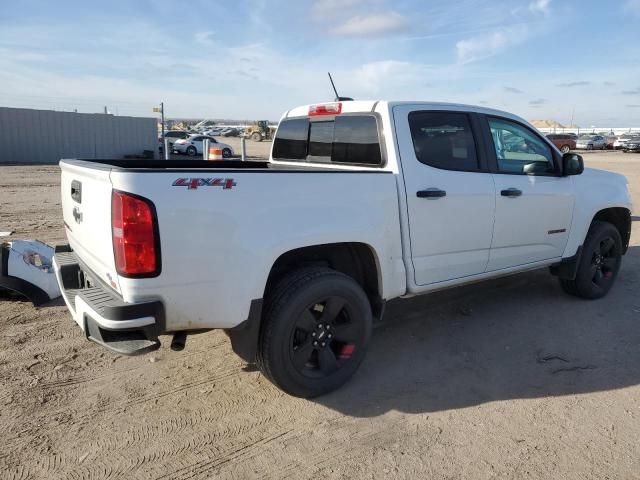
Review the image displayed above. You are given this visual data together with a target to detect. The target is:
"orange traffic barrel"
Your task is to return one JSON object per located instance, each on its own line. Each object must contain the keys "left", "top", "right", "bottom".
{"left": 208, "top": 146, "right": 223, "bottom": 161}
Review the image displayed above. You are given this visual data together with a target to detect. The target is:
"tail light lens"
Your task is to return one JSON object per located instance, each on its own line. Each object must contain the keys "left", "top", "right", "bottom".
{"left": 111, "top": 190, "right": 160, "bottom": 277}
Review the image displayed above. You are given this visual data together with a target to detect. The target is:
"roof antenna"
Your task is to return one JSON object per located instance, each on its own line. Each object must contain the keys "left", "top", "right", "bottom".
{"left": 328, "top": 72, "right": 353, "bottom": 102}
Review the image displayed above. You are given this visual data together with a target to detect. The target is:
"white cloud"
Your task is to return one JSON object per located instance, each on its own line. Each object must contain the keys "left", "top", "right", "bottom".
{"left": 350, "top": 60, "right": 423, "bottom": 93}
{"left": 529, "top": 0, "right": 552, "bottom": 16}
{"left": 456, "top": 27, "right": 528, "bottom": 64}
{"left": 330, "top": 12, "right": 408, "bottom": 37}
{"left": 194, "top": 31, "right": 215, "bottom": 46}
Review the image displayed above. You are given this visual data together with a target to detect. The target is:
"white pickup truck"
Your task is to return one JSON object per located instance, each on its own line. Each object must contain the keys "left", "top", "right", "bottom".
{"left": 54, "top": 100, "right": 632, "bottom": 397}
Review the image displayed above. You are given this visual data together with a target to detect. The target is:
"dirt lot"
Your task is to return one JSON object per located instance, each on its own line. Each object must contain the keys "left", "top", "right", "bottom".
{"left": 1, "top": 151, "right": 640, "bottom": 479}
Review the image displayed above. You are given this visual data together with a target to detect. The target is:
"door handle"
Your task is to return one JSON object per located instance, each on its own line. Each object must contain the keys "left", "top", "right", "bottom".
{"left": 417, "top": 188, "right": 447, "bottom": 199}
{"left": 501, "top": 188, "right": 522, "bottom": 198}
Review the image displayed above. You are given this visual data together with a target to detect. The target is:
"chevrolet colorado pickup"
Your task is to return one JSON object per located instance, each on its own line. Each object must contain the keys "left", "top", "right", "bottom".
{"left": 54, "top": 101, "right": 632, "bottom": 397}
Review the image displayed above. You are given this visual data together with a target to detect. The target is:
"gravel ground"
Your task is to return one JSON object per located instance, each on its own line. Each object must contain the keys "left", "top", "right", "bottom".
{"left": 1, "top": 150, "right": 640, "bottom": 479}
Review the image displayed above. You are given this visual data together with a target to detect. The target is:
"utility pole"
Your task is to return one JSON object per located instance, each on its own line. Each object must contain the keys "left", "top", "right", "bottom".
{"left": 160, "top": 102, "right": 165, "bottom": 141}
{"left": 569, "top": 106, "right": 575, "bottom": 128}
{"left": 153, "top": 102, "right": 167, "bottom": 159}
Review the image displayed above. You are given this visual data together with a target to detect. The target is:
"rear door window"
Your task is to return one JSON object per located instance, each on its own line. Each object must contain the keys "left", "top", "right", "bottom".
{"left": 272, "top": 115, "right": 382, "bottom": 166}
{"left": 408, "top": 111, "right": 479, "bottom": 171}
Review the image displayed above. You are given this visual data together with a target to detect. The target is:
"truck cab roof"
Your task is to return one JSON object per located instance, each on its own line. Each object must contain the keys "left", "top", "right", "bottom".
{"left": 283, "top": 100, "right": 529, "bottom": 126}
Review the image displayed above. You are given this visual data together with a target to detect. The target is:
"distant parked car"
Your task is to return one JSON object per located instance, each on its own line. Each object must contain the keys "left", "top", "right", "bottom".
{"left": 220, "top": 128, "right": 240, "bottom": 137}
{"left": 158, "top": 130, "right": 190, "bottom": 151}
{"left": 599, "top": 133, "right": 617, "bottom": 149}
{"left": 576, "top": 134, "right": 607, "bottom": 150}
{"left": 622, "top": 137, "right": 640, "bottom": 153}
{"left": 614, "top": 134, "right": 639, "bottom": 150}
{"left": 172, "top": 134, "right": 234, "bottom": 157}
{"left": 546, "top": 134, "right": 576, "bottom": 153}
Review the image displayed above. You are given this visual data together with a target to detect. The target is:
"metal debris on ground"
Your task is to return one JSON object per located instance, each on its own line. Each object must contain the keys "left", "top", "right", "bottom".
{"left": 0, "top": 239, "right": 61, "bottom": 305}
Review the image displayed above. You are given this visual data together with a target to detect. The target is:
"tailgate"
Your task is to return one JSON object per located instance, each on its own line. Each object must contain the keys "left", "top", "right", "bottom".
{"left": 60, "top": 160, "right": 120, "bottom": 293}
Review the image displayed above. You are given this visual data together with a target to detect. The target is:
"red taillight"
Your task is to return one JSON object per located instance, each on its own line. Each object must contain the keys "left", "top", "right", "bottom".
{"left": 111, "top": 190, "right": 159, "bottom": 277}
{"left": 309, "top": 102, "right": 342, "bottom": 116}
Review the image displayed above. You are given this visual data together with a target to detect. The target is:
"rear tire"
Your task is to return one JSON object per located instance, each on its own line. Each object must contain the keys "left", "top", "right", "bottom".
{"left": 251, "top": 132, "right": 262, "bottom": 142}
{"left": 561, "top": 145, "right": 571, "bottom": 153}
{"left": 559, "top": 221, "right": 622, "bottom": 299}
{"left": 222, "top": 148, "right": 232, "bottom": 158}
{"left": 257, "top": 267, "right": 372, "bottom": 398}
{"left": 186, "top": 146, "right": 197, "bottom": 156}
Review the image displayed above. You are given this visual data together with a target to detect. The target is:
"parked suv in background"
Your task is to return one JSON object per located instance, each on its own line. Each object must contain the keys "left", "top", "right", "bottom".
{"left": 576, "top": 134, "right": 607, "bottom": 150}
{"left": 546, "top": 134, "right": 576, "bottom": 153}
{"left": 160, "top": 130, "right": 190, "bottom": 147}
{"left": 622, "top": 137, "right": 640, "bottom": 153}
{"left": 614, "top": 134, "right": 638, "bottom": 150}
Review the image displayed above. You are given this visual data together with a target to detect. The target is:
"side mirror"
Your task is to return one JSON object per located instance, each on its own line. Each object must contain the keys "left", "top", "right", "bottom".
{"left": 562, "top": 152, "right": 584, "bottom": 176}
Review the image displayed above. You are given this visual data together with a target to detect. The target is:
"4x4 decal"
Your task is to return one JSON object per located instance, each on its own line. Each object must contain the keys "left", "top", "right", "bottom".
{"left": 172, "top": 178, "right": 236, "bottom": 190}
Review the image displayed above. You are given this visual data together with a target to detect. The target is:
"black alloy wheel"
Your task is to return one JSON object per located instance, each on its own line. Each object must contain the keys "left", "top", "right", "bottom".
{"left": 589, "top": 236, "right": 619, "bottom": 290}
{"left": 289, "top": 296, "right": 366, "bottom": 379}
{"left": 559, "top": 221, "right": 622, "bottom": 299}
{"left": 257, "top": 267, "right": 372, "bottom": 397}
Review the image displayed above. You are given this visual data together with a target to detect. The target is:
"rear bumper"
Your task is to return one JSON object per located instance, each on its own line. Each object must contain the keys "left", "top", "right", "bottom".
{"left": 53, "top": 245, "right": 164, "bottom": 355}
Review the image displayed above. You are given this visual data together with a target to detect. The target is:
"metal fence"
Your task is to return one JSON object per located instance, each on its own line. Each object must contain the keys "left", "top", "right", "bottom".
{"left": 0, "top": 107, "right": 157, "bottom": 164}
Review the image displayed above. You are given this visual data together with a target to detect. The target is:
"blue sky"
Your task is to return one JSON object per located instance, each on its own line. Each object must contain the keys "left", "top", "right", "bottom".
{"left": 1, "top": 0, "right": 639, "bottom": 125}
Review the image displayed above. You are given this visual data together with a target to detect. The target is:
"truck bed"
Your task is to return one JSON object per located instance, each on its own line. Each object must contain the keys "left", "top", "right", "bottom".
{"left": 58, "top": 157, "right": 402, "bottom": 334}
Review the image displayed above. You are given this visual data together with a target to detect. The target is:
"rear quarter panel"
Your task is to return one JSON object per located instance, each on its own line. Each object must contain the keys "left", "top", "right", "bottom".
{"left": 110, "top": 169, "right": 405, "bottom": 331}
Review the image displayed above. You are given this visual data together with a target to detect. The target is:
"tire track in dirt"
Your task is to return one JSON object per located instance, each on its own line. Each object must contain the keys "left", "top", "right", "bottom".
{"left": 6, "top": 363, "right": 259, "bottom": 448}
{"left": 2, "top": 465, "right": 30, "bottom": 480}
{"left": 24, "top": 405, "right": 289, "bottom": 479}
{"left": 91, "top": 396, "right": 277, "bottom": 454}
{"left": 39, "top": 340, "right": 229, "bottom": 390}
{"left": 152, "top": 429, "right": 293, "bottom": 480}
{"left": 237, "top": 412, "right": 441, "bottom": 480}
{"left": 0, "top": 358, "right": 253, "bottom": 461}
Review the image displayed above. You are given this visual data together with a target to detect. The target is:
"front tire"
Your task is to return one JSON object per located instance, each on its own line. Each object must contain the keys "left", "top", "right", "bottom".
{"left": 186, "top": 146, "right": 197, "bottom": 156}
{"left": 561, "top": 145, "right": 571, "bottom": 153}
{"left": 251, "top": 132, "right": 262, "bottom": 142}
{"left": 222, "top": 148, "right": 232, "bottom": 158}
{"left": 559, "top": 221, "right": 622, "bottom": 299}
{"left": 257, "top": 268, "right": 372, "bottom": 398}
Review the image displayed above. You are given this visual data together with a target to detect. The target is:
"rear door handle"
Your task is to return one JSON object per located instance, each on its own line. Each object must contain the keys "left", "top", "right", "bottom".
{"left": 500, "top": 188, "right": 522, "bottom": 198}
{"left": 417, "top": 188, "right": 447, "bottom": 199}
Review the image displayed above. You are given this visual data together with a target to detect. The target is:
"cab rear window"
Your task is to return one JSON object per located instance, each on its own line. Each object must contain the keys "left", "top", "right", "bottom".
{"left": 272, "top": 115, "right": 382, "bottom": 166}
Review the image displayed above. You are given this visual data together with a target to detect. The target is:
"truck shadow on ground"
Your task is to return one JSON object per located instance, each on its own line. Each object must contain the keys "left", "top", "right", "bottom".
{"left": 316, "top": 246, "right": 640, "bottom": 417}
